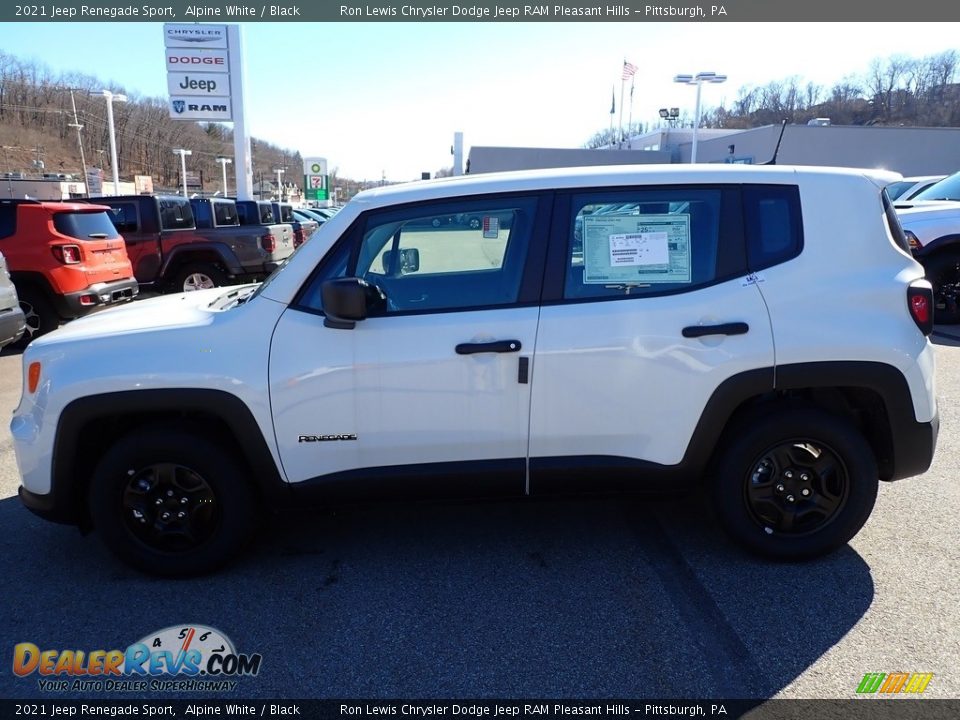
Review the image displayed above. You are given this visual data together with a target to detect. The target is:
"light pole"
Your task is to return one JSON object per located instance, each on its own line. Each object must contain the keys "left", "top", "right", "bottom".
{"left": 90, "top": 90, "right": 127, "bottom": 194}
{"left": 173, "top": 149, "right": 192, "bottom": 198}
{"left": 273, "top": 168, "right": 284, "bottom": 201}
{"left": 673, "top": 71, "right": 726, "bottom": 163}
{"left": 60, "top": 89, "right": 90, "bottom": 197}
{"left": 216, "top": 157, "right": 232, "bottom": 197}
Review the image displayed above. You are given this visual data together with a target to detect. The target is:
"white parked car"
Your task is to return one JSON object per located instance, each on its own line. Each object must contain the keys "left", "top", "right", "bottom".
{"left": 0, "top": 250, "right": 26, "bottom": 349}
{"left": 895, "top": 171, "right": 960, "bottom": 322}
{"left": 12, "top": 165, "right": 939, "bottom": 575}
{"left": 886, "top": 175, "right": 947, "bottom": 201}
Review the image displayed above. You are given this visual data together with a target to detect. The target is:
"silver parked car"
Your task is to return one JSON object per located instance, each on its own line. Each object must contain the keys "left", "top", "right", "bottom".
{"left": 0, "top": 250, "right": 26, "bottom": 349}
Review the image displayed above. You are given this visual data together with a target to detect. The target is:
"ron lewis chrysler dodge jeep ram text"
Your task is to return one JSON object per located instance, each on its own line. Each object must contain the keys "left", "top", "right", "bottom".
{"left": 12, "top": 165, "right": 938, "bottom": 575}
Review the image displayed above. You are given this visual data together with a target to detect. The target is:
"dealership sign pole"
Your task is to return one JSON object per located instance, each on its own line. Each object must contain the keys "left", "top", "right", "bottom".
{"left": 163, "top": 23, "right": 252, "bottom": 200}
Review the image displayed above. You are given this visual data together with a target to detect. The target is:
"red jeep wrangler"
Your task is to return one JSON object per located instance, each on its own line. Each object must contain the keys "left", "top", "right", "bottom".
{"left": 0, "top": 199, "right": 138, "bottom": 347}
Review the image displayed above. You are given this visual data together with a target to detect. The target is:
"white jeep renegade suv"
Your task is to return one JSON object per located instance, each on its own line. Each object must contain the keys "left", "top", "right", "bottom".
{"left": 11, "top": 165, "right": 939, "bottom": 575}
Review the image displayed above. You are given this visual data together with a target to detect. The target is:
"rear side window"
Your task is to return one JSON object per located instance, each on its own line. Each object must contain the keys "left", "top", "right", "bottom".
{"left": 743, "top": 185, "right": 803, "bottom": 271}
{"left": 158, "top": 198, "right": 194, "bottom": 230}
{"left": 213, "top": 202, "right": 238, "bottom": 226}
{"left": 564, "top": 188, "right": 739, "bottom": 300}
{"left": 0, "top": 206, "right": 15, "bottom": 240}
{"left": 53, "top": 211, "right": 120, "bottom": 240}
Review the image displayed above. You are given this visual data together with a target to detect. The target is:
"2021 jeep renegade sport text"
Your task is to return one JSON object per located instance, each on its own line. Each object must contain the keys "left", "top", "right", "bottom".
{"left": 12, "top": 165, "right": 939, "bottom": 576}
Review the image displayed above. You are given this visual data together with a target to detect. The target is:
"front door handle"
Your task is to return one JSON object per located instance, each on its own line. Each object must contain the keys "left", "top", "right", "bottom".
{"left": 455, "top": 340, "right": 522, "bottom": 355}
{"left": 682, "top": 322, "right": 749, "bottom": 338}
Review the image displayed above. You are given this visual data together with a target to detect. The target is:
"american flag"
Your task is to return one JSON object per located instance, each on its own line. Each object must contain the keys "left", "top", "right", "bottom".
{"left": 622, "top": 61, "right": 638, "bottom": 80}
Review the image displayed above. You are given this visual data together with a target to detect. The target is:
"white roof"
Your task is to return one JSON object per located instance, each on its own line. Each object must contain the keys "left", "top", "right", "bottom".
{"left": 353, "top": 164, "right": 900, "bottom": 208}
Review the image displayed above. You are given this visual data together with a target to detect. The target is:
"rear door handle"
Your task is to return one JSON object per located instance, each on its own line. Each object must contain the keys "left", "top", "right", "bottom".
{"left": 455, "top": 340, "right": 522, "bottom": 355}
{"left": 681, "top": 322, "right": 749, "bottom": 338}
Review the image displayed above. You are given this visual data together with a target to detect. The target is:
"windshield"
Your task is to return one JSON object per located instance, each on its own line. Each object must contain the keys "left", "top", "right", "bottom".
{"left": 912, "top": 172, "right": 960, "bottom": 201}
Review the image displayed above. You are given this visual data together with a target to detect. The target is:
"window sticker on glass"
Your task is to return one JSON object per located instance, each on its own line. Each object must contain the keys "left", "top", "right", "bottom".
{"left": 482, "top": 216, "right": 499, "bottom": 239}
{"left": 583, "top": 213, "right": 691, "bottom": 285}
{"left": 608, "top": 232, "right": 669, "bottom": 266}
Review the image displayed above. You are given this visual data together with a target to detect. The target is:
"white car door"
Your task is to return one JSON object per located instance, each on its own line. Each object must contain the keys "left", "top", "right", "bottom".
{"left": 269, "top": 195, "right": 549, "bottom": 496}
{"left": 528, "top": 186, "right": 780, "bottom": 490}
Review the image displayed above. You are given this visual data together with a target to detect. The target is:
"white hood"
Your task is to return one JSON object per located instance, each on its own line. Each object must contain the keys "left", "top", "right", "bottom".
{"left": 33, "top": 287, "right": 232, "bottom": 345}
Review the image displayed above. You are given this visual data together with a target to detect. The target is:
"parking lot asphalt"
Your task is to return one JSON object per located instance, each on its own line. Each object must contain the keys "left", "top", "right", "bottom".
{"left": 0, "top": 336, "right": 958, "bottom": 703}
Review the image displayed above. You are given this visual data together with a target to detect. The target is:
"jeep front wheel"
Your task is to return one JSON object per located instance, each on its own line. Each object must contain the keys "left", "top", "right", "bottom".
{"left": 711, "top": 407, "right": 878, "bottom": 560}
{"left": 88, "top": 427, "right": 256, "bottom": 576}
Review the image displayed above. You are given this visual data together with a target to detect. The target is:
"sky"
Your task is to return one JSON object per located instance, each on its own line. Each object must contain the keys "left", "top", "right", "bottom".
{"left": 2, "top": 21, "right": 959, "bottom": 182}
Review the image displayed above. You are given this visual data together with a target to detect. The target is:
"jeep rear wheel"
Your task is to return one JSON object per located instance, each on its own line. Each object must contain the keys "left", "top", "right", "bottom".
{"left": 924, "top": 253, "right": 960, "bottom": 324}
{"left": 173, "top": 263, "right": 227, "bottom": 293}
{"left": 88, "top": 428, "right": 256, "bottom": 576}
{"left": 711, "top": 408, "right": 878, "bottom": 560}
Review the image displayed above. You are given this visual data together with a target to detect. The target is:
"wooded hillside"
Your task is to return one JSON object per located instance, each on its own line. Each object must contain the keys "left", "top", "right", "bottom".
{"left": 0, "top": 50, "right": 363, "bottom": 198}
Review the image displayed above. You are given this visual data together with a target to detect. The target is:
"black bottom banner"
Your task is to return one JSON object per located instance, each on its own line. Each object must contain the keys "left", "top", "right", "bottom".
{"left": 0, "top": 700, "right": 957, "bottom": 720}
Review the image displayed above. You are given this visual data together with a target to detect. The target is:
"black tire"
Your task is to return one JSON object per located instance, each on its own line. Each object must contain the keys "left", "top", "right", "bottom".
{"left": 172, "top": 263, "right": 228, "bottom": 293}
{"left": 88, "top": 427, "right": 256, "bottom": 576}
{"left": 11, "top": 286, "right": 58, "bottom": 349}
{"left": 923, "top": 252, "right": 960, "bottom": 324}
{"left": 711, "top": 407, "right": 878, "bottom": 561}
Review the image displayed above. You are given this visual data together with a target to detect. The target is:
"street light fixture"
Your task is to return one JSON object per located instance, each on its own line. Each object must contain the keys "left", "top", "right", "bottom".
{"left": 673, "top": 71, "right": 727, "bottom": 163}
{"left": 172, "top": 149, "right": 192, "bottom": 198}
{"left": 90, "top": 90, "right": 127, "bottom": 195}
{"left": 216, "top": 157, "right": 233, "bottom": 197}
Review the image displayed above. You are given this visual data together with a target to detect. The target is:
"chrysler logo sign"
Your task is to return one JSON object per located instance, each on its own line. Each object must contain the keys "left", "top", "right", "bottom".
{"left": 164, "top": 24, "right": 228, "bottom": 49}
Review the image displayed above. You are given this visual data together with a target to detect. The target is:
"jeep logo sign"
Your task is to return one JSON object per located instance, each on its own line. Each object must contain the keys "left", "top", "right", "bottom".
{"left": 168, "top": 96, "right": 233, "bottom": 121}
{"left": 167, "top": 72, "right": 228, "bottom": 98}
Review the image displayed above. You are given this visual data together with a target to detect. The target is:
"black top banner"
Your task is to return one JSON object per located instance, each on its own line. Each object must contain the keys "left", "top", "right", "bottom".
{"left": 0, "top": 700, "right": 957, "bottom": 720}
{"left": 2, "top": 1, "right": 959, "bottom": 22}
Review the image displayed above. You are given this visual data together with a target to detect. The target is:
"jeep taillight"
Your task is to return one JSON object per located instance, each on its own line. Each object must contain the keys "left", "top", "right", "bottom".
{"left": 261, "top": 233, "right": 276, "bottom": 253}
{"left": 908, "top": 284, "right": 934, "bottom": 335}
{"left": 293, "top": 228, "right": 304, "bottom": 248}
{"left": 51, "top": 244, "right": 81, "bottom": 264}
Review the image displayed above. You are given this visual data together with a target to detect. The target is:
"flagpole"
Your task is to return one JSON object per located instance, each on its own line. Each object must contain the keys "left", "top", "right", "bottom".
{"left": 618, "top": 77, "right": 626, "bottom": 147}
{"left": 627, "top": 76, "right": 635, "bottom": 144}
{"left": 609, "top": 85, "right": 615, "bottom": 140}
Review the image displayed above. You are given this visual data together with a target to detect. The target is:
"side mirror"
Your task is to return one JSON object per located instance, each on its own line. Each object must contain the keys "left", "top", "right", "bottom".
{"left": 321, "top": 278, "right": 385, "bottom": 329}
{"left": 382, "top": 247, "right": 420, "bottom": 274}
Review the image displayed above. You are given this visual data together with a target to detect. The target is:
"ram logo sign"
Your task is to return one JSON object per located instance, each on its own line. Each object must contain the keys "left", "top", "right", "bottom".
{"left": 168, "top": 97, "right": 232, "bottom": 121}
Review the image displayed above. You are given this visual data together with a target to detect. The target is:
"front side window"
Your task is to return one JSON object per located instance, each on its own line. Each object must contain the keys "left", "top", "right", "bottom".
{"left": 565, "top": 189, "right": 728, "bottom": 300}
{"left": 297, "top": 197, "right": 537, "bottom": 314}
{"left": 107, "top": 202, "right": 138, "bottom": 233}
